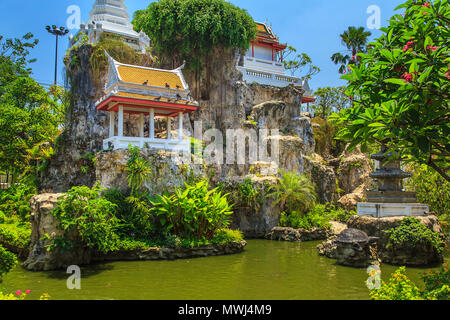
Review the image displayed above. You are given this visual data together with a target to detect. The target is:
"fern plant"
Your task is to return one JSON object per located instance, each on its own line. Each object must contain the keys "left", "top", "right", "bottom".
{"left": 268, "top": 170, "right": 317, "bottom": 214}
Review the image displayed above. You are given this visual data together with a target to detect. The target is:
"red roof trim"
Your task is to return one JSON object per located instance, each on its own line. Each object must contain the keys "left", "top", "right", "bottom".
{"left": 97, "top": 96, "right": 198, "bottom": 112}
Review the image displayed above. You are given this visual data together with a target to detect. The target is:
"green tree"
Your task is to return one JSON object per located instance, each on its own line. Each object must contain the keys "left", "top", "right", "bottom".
{"left": 311, "top": 86, "right": 351, "bottom": 119}
{"left": 132, "top": 0, "right": 256, "bottom": 70}
{"left": 331, "top": 26, "right": 372, "bottom": 74}
{"left": 283, "top": 46, "right": 320, "bottom": 80}
{"left": 0, "top": 33, "right": 64, "bottom": 184}
{"left": 331, "top": 0, "right": 450, "bottom": 181}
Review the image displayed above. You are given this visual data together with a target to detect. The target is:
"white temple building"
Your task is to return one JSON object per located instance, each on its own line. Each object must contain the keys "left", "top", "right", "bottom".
{"left": 69, "top": 0, "right": 150, "bottom": 53}
{"left": 237, "top": 22, "right": 315, "bottom": 105}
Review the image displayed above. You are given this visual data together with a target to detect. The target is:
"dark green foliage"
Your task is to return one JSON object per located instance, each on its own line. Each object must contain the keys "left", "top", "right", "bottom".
{"left": 149, "top": 179, "right": 233, "bottom": 240}
{"left": 384, "top": 217, "right": 445, "bottom": 254}
{"left": 0, "top": 245, "right": 17, "bottom": 280}
{"left": 132, "top": 0, "right": 256, "bottom": 70}
{"left": 280, "top": 210, "right": 331, "bottom": 230}
{"left": 50, "top": 183, "right": 120, "bottom": 254}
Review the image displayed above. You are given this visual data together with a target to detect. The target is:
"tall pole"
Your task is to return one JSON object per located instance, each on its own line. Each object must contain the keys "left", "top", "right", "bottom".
{"left": 46, "top": 25, "right": 69, "bottom": 86}
{"left": 54, "top": 35, "right": 58, "bottom": 85}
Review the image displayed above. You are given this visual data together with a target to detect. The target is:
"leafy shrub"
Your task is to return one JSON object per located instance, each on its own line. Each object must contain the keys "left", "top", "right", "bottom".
{"left": 0, "top": 245, "right": 17, "bottom": 280}
{"left": 212, "top": 229, "right": 244, "bottom": 244}
{"left": 405, "top": 164, "right": 449, "bottom": 223}
{"left": 50, "top": 183, "right": 120, "bottom": 254}
{"left": 126, "top": 146, "right": 152, "bottom": 195}
{"left": 0, "top": 184, "right": 36, "bottom": 221}
{"left": 371, "top": 265, "right": 450, "bottom": 300}
{"left": 268, "top": 170, "right": 317, "bottom": 214}
{"left": 421, "top": 263, "right": 450, "bottom": 300}
{"left": 384, "top": 217, "right": 445, "bottom": 254}
{"left": 314, "top": 203, "right": 355, "bottom": 223}
{"left": 149, "top": 179, "right": 233, "bottom": 240}
{"left": 280, "top": 210, "right": 331, "bottom": 230}
{"left": 0, "top": 222, "right": 31, "bottom": 251}
{"left": 370, "top": 267, "right": 423, "bottom": 300}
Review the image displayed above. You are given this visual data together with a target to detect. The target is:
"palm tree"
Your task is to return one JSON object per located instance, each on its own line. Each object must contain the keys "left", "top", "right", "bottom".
{"left": 331, "top": 26, "right": 372, "bottom": 74}
{"left": 268, "top": 170, "right": 317, "bottom": 214}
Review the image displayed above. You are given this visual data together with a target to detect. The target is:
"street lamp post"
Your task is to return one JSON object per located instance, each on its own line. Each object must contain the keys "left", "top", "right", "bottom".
{"left": 45, "top": 25, "right": 69, "bottom": 85}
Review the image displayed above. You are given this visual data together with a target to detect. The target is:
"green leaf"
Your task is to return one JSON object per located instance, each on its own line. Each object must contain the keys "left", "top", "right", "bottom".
{"left": 384, "top": 78, "right": 406, "bottom": 86}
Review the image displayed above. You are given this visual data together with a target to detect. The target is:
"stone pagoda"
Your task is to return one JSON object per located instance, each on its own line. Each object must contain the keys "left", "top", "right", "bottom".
{"left": 237, "top": 22, "right": 315, "bottom": 108}
{"left": 357, "top": 145, "right": 429, "bottom": 218}
{"left": 95, "top": 52, "right": 198, "bottom": 151}
{"left": 70, "top": 0, "right": 150, "bottom": 53}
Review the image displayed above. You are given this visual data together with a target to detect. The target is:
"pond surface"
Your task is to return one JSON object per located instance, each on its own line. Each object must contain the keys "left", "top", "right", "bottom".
{"left": 2, "top": 240, "right": 448, "bottom": 300}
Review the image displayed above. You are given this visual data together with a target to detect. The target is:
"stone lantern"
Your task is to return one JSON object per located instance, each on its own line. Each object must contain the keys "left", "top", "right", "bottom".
{"left": 357, "top": 145, "right": 429, "bottom": 218}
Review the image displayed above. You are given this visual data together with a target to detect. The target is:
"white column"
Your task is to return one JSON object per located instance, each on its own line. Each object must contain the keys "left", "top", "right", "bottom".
{"left": 178, "top": 112, "right": 183, "bottom": 141}
{"left": 118, "top": 106, "right": 124, "bottom": 137}
{"left": 149, "top": 109, "right": 154, "bottom": 139}
{"left": 139, "top": 113, "right": 145, "bottom": 138}
{"left": 109, "top": 111, "right": 115, "bottom": 137}
{"left": 167, "top": 117, "right": 172, "bottom": 140}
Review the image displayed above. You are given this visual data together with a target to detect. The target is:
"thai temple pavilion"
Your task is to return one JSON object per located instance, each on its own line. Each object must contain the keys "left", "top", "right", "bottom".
{"left": 95, "top": 53, "right": 198, "bottom": 151}
{"left": 237, "top": 22, "right": 315, "bottom": 105}
{"left": 69, "top": 0, "right": 150, "bottom": 53}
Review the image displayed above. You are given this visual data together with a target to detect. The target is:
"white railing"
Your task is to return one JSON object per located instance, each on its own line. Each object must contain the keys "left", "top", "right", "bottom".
{"left": 357, "top": 203, "right": 429, "bottom": 218}
{"left": 237, "top": 66, "right": 300, "bottom": 88}
{"left": 103, "top": 136, "right": 190, "bottom": 152}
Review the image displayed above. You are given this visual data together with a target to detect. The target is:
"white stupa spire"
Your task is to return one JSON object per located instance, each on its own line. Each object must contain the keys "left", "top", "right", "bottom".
{"left": 87, "top": 0, "right": 134, "bottom": 35}
{"left": 72, "top": 0, "right": 150, "bottom": 53}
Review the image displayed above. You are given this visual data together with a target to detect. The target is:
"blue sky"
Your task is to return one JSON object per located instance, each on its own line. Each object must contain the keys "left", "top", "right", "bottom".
{"left": 0, "top": 0, "right": 404, "bottom": 90}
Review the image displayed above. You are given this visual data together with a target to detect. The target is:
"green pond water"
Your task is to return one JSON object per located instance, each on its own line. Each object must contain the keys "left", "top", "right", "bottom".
{"left": 2, "top": 240, "right": 449, "bottom": 300}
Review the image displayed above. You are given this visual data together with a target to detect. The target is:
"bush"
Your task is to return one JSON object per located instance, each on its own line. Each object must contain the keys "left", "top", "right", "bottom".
{"left": 370, "top": 267, "right": 423, "bottom": 300}
{"left": 0, "top": 245, "right": 17, "bottom": 280}
{"left": 268, "top": 170, "right": 317, "bottom": 214}
{"left": 421, "top": 263, "right": 450, "bottom": 300}
{"left": 405, "top": 164, "right": 449, "bottom": 223}
{"left": 50, "top": 183, "right": 120, "bottom": 254}
{"left": 280, "top": 210, "right": 331, "bottom": 230}
{"left": 0, "top": 222, "right": 31, "bottom": 252}
{"left": 149, "top": 179, "right": 233, "bottom": 240}
{"left": 384, "top": 217, "right": 445, "bottom": 254}
{"left": 0, "top": 184, "right": 36, "bottom": 221}
{"left": 370, "top": 265, "right": 450, "bottom": 300}
{"left": 212, "top": 229, "right": 244, "bottom": 244}
{"left": 126, "top": 146, "right": 152, "bottom": 195}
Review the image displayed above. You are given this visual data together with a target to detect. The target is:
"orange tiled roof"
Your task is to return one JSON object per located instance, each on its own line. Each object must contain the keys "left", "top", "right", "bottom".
{"left": 117, "top": 65, "right": 185, "bottom": 89}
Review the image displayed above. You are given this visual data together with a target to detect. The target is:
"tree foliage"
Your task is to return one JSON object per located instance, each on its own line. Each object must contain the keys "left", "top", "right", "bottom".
{"left": 132, "top": 0, "right": 256, "bottom": 70}
{"left": 331, "top": 0, "right": 450, "bottom": 181}
{"left": 311, "top": 86, "right": 351, "bottom": 119}
{"left": 331, "top": 26, "right": 372, "bottom": 74}
{"left": 0, "top": 33, "right": 64, "bottom": 183}
{"left": 283, "top": 46, "right": 320, "bottom": 79}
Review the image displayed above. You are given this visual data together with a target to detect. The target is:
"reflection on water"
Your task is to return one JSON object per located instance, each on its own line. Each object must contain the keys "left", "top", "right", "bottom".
{"left": 1, "top": 240, "right": 448, "bottom": 300}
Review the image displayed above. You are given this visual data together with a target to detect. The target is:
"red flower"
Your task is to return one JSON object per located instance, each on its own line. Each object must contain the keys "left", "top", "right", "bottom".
{"left": 422, "top": 2, "right": 430, "bottom": 7}
{"left": 15, "top": 290, "right": 22, "bottom": 296}
{"left": 427, "top": 45, "right": 438, "bottom": 52}
{"left": 446, "top": 71, "right": 450, "bottom": 80}
{"left": 26, "top": 290, "right": 31, "bottom": 294}
{"left": 403, "top": 41, "right": 415, "bottom": 52}
{"left": 401, "top": 72, "right": 412, "bottom": 82}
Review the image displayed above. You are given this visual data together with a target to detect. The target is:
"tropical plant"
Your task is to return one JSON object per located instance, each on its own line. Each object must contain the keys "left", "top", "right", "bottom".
{"left": 132, "top": 0, "right": 256, "bottom": 71}
{"left": 149, "top": 179, "right": 233, "bottom": 240}
{"left": 0, "top": 184, "right": 36, "bottom": 221}
{"left": 331, "top": 0, "right": 450, "bottom": 181}
{"left": 279, "top": 210, "right": 331, "bottom": 230}
{"left": 331, "top": 26, "right": 372, "bottom": 74}
{"left": 126, "top": 146, "right": 152, "bottom": 195}
{"left": 268, "top": 170, "right": 317, "bottom": 214}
